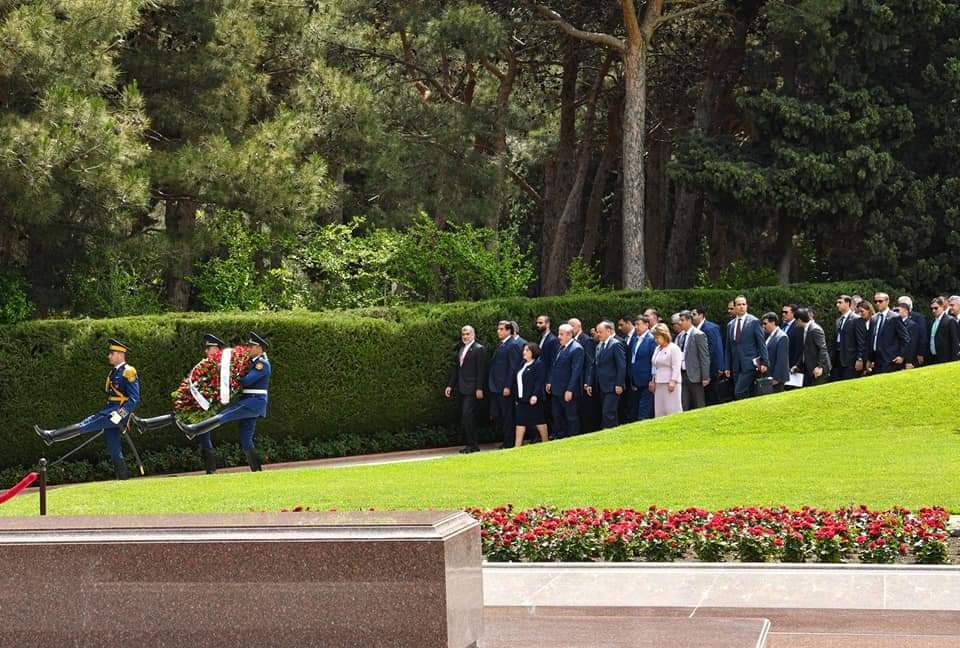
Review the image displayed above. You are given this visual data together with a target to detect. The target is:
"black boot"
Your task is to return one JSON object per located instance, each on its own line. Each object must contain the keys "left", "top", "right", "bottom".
{"left": 112, "top": 457, "right": 130, "bottom": 480}
{"left": 130, "top": 413, "right": 175, "bottom": 434}
{"left": 175, "top": 415, "right": 224, "bottom": 441}
{"left": 34, "top": 423, "right": 85, "bottom": 446}
{"left": 202, "top": 447, "right": 218, "bottom": 474}
{"left": 244, "top": 448, "right": 262, "bottom": 472}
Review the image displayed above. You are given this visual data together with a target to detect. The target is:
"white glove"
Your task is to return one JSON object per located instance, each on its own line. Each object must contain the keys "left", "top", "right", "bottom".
{"left": 110, "top": 411, "right": 123, "bottom": 425}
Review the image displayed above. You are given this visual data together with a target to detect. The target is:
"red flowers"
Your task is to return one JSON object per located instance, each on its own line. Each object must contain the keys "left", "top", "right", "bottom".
{"left": 171, "top": 346, "right": 253, "bottom": 423}
{"left": 467, "top": 505, "right": 954, "bottom": 564}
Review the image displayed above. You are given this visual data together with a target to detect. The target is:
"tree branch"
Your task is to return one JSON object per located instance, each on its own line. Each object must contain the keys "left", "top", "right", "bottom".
{"left": 622, "top": 0, "right": 642, "bottom": 47}
{"left": 655, "top": 0, "right": 723, "bottom": 30}
{"left": 533, "top": 4, "right": 625, "bottom": 53}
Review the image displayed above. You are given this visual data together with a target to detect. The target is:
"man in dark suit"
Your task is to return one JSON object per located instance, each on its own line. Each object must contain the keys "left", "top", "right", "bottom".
{"left": 896, "top": 302, "right": 921, "bottom": 369}
{"left": 677, "top": 311, "right": 710, "bottom": 411}
{"left": 487, "top": 321, "right": 520, "bottom": 447}
{"left": 546, "top": 324, "right": 584, "bottom": 439}
{"left": 899, "top": 296, "right": 928, "bottom": 365}
{"left": 535, "top": 315, "right": 560, "bottom": 379}
{"left": 630, "top": 315, "right": 656, "bottom": 420}
{"left": 781, "top": 304, "right": 803, "bottom": 387}
{"left": 793, "top": 308, "right": 831, "bottom": 386}
{"left": 949, "top": 296, "right": 960, "bottom": 321}
{"left": 928, "top": 297, "right": 960, "bottom": 364}
{"left": 724, "top": 295, "right": 769, "bottom": 399}
{"left": 569, "top": 317, "right": 599, "bottom": 434}
{"left": 586, "top": 321, "right": 625, "bottom": 429}
{"left": 691, "top": 306, "right": 726, "bottom": 405}
{"left": 761, "top": 313, "right": 789, "bottom": 392}
{"left": 832, "top": 295, "right": 859, "bottom": 380}
{"left": 868, "top": 293, "right": 909, "bottom": 373}
{"left": 616, "top": 316, "right": 639, "bottom": 423}
{"left": 445, "top": 325, "right": 487, "bottom": 454}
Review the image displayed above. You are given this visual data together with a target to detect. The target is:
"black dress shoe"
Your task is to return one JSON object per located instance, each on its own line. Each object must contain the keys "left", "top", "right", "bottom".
{"left": 459, "top": 447, "right": 471, "bottom": 454}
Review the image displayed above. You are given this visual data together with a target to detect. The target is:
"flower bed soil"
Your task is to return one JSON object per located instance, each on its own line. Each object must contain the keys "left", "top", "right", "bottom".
{"left": 466, "top": 505, "right": 959, "bottom": 565}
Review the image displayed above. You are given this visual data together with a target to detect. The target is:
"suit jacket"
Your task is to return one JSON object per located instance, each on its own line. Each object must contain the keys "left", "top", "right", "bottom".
{"left": 899, "top": 317, "right": 921, "bottom": 365}
{"left": 678, "top": 327, "right": 710, "bottom": 383}
{"left": 909, "top": 311, "right": 929, "bottom": 360}
{"left": 549, "top": 340, "right": 585, "bottom": 396}
{"left": 929, "top": 313, "right": 960, "bottom": 363}
{"left": 487, "top": 339, "right": 515, "bottom": 392}
{"left": 447, "top": 342, "right": 486, "bottom": 395}
{"left": 798, "top": 322, "right": 831, "bottom": 375}
{"left": 621, "top": 330, "right": 638, "bottom": 386}
{"left": 509, "top": 337, "right": 526, "bottom": 374}
{"left": 699, "top": 320, "right": 726, "bottom": 374}
{"left": 725, "top": 314, "right": 769, "bottom": 374}
{"left": 538, "top": 332, "right": 560, "bottom": 378}
{"left": 854, "top": 317, "right": 871, "bottom": 363}
{"left": 869, "top": 310, "right": 909, "bottom": 368}
{"left": 765, "top": 328, "right": 790, "bottom": 384}
{"left": 591, "top": 337, "right": 626, "bottom": 393}
{"left": 629, "top": 331, "right": 656, "bottom": 386}
{"left": 833, "top": 312, "right": 859, "bottom": 368}
{"left": 781, "top": 319, "right": 804, "bottom": 369}
{"left": 512, "top": 359, "right": 546, "bottom": 403}
{"left": 576, "top": 332, "right": 597, "bottom": 388}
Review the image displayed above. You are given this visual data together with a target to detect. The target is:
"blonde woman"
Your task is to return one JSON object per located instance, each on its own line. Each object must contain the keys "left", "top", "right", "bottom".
{"left": 648, "top": 324, "right": 683, "bottom": 417}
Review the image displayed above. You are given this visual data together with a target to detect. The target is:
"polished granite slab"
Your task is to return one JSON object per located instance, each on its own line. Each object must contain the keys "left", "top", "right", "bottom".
{"left": 0, "top": 511, "right": 482, "bottom": 647}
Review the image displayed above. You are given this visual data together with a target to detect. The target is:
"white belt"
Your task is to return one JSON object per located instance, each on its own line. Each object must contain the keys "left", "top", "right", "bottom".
{"left": 242, "top": 389, "right": 268, "bottom": 395}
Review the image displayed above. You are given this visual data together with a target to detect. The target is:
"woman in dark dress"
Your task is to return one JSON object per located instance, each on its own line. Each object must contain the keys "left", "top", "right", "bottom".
{"left": 512, "top": 342, "right": 547, "bottom": 447}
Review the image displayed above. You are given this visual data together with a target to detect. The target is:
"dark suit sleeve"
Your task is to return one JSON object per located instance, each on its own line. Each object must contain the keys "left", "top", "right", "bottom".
{"left": 755, "top": 321, "right": 769, "bottom": 366}
{"left": 568, "top": 346, "right": 585, "bottom": 394}
{"left": 948, "top": 318, "right": 960, "bottom": 361}
{"left": 614, "top": 342, "right": 626, "bottom": 388}
{"left": 855, "top": 321, "right": 868, "bottom": 361}
{"left": 724, "top": 323, "right": 733, "bottom": 371}
{"left": 476, "top": 347, "right": 487, "bottom": 391}
{"left": 894, "top": 317, "right": 910, "bottom": 356}
{"left": 815, "top": 328, "right": 830, "bottom": 369}
{"left": 581, "top": 337, "right": 596, "bottom": 386}
{"left": 532, "top": 362, "right": 546, "bottom": 399}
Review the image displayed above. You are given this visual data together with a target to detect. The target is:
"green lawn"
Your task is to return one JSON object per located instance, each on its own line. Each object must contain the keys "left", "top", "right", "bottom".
{"left": 3, "top": 363, "right": 959, "bottom": 517}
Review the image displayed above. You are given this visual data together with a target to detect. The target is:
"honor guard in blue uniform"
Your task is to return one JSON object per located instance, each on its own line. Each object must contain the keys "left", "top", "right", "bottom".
{"left": 34, "top": 339, "right": 140, "bottom": 480}
{"left": 176, "top": 332, "right": 270, "bottom": 471}
{"left": 131, "top": 333, "right": 225, "bottom": 474}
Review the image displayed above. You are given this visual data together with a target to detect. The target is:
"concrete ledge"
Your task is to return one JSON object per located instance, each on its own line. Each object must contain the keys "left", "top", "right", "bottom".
{"left": 483, "top": 563, "right": 960, "bottom": 611}
{"left": 0, "top": 512, "right": 483, "bottom": 647}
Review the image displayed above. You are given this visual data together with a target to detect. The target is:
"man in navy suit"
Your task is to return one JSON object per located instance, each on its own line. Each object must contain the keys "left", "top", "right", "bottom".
{"left": 445, "top": 325, "right": 487, "bottom": 454}
{"left": 898, "top": 296, "right": 928, "bottom": 365}
{"left": 761, "top": 313, "right": 789, "bottom": 392}
{"left": 692, "top": 306, "right": 726, "bottom": 405}
{"left": 780, "top": 304, "right": 803, "bottom": 388}
{"left": 868, "top": 293, "right": 909, "bottom": 373}
{"left": 630, "top": 315, "right": 656, "bottom": 420}
{"left": 535, "top": 315, "right": 560, "bottom": 379}
{"left": 546, "top": 324, "right": 584, "bottom": 439}
{"left": 487, "top": 321, "right": 520, "bottom": 447}
{"left": 896, "top": 302, "right": 921, "bottom": 369}
{"left": 616, "top": 316, "right": 639, "bottom": 422}
{"left": 832, "top": 295, "right": 859, "bottom": 380}
{"left": 928, "top": 297, "right": 960, "bottom": 363}
{"left": 724, "top": 295, "right": 769, "bottom": 399}
{"left": 569, "top": 317, "right": 599, "bottom": 434}
{"left": 586, "top": 321, "right": 625, "bottom": 429}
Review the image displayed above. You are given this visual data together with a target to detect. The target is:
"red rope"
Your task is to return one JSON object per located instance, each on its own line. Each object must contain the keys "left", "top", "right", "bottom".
{"left": 0, "top": 472, "right": 38, "bottom": 505}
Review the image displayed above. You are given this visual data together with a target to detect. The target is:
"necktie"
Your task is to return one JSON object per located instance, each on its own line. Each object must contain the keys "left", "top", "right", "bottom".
{"left": 459, "top": 345, "right": 468, "bottom": 366}
{"left": 735, "top": 318, "right": 743, "bottom": 343}
{"left": 931, "top": 317, "right": 940, "bottom": 355}
{"left": 678, "top": 333, "right": 687, "bottom": 351}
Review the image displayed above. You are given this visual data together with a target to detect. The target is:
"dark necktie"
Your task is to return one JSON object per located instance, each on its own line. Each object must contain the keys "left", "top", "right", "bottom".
{"left": 735, "top": 318, "right": 743, "bottom": 343}
{"left": 678, "top": 333, "right": 687, "bottom": 351}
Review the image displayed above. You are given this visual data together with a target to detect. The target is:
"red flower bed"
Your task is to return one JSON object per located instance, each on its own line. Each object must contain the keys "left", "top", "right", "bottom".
{"left": 466, "top": 505, "right": 955, "bottom": 564}
{"left": 172, "top": 346, "right": 252, "bottom": 423}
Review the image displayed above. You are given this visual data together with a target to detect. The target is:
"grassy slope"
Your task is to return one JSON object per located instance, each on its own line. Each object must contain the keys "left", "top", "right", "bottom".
{"left": 3, "top": 363, "right": 958, "bottom": 516}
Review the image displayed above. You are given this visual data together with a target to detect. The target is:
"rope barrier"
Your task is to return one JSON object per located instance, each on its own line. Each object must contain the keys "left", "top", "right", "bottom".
{"left": 0, "top": 472, "right": 38, "bottom": 505}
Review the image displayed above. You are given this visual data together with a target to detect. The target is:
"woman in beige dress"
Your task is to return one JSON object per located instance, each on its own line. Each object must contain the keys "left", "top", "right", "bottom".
{"left": 649, "top": 324, "right": 683, "bottom": 417}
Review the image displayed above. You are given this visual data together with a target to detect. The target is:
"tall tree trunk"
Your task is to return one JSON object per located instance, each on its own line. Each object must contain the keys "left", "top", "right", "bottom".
{"left": 776, "top": 214, "right": 795, "bottom": 285}
{"left": 643, "top": 136, "right": 671, "bottom": 288}
{"left": 540, "top": 40, "right": 579, "bottom": 292}
{"left": 621, "top": 41, "right": 648, "bottom": 290}
{"left": 164, "top": 199, "right": 198, "bottom": 310}
{"left": 581, "top": 95, "right": 622, "bottom": 264}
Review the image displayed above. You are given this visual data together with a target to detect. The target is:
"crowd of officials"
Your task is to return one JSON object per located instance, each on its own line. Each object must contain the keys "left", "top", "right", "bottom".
{"left": 445, "top": 292, "right": 960, "bottom": 453}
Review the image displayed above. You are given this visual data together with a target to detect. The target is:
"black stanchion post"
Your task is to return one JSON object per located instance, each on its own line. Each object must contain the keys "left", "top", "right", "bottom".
{"left": 38, "top": 458, "right": 47, "bottom": 517}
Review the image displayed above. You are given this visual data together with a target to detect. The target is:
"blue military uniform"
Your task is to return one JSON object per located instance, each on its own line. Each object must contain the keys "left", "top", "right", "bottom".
{"left": 175, "top": 332, "right": 271, "bottom": 471}
{"left": 35, "top": 338, "right": 140, "bottom": 479}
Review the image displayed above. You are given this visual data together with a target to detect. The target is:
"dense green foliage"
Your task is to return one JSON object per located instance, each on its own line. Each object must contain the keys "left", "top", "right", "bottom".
{"left": 4, "top": 360, "right": 958, "bottom": 516}
{"left": 0, "top": 281, "right": 885, "bottom": 473}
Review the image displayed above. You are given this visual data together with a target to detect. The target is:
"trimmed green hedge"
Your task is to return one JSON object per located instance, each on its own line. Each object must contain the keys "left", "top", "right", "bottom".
{"left": 0, "top": 281, "right": 888, "bottom": 473}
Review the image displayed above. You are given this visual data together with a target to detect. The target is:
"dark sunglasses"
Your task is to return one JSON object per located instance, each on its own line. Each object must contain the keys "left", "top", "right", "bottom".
{"left": 874, "top": 299, "right": 886, "bottom": 303}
